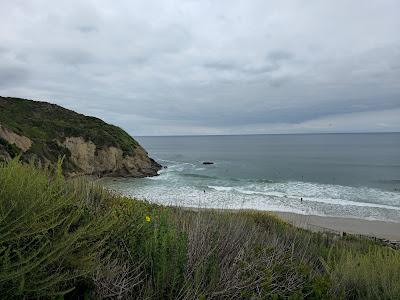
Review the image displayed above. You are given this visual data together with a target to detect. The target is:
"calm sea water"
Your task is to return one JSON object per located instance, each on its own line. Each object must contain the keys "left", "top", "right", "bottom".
{"left": 103, "top": 133, "right": 400, "bottom": 222}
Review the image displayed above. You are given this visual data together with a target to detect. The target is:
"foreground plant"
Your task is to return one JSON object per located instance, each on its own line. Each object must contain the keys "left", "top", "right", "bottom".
{"left": 1, "top": 159, "right": 399, "bottom": 299}
{"left": 0, "top": 159, "right": 114, "bottom": 297}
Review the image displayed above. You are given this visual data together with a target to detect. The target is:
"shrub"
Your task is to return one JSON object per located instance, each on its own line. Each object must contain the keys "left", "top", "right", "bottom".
{"left": 329, "top": 246, "right": 400, "bottom": 299}
{"left": 0, "top": 159, "right": 114, "bottom": 298}
{"left": 1, "top": 159, "right": 399, "bottom": 299}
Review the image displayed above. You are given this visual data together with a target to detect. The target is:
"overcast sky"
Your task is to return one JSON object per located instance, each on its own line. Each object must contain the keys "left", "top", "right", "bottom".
{"left": 1, "top": 0, "right": 399, "bottom": 136}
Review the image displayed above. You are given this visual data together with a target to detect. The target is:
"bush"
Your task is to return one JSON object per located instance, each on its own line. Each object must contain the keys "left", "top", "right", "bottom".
{"left": 1, "top": 159, "right": 399, "bottom": 299}
{"left": 0, "top": 137, "right": 21, "bottom": 158}
{"left": 0, "top": 159, "right": 114, "bottom": 297}
{"left": 329, "top": 246, "right": 400, "bottom": 299}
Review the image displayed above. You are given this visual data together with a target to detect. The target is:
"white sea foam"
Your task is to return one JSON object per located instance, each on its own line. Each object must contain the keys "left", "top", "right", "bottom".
{"left": 207, "top": 183, "right": 400, "bottom": 211}
{"left": 208, "top": 186, "right": 234, "bottom": 192}
{"left": 103, "top": 160, "right": 400, "bottom": 223}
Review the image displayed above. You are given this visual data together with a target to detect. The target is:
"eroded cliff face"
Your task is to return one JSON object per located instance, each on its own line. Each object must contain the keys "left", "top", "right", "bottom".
{"left": 62, "top": 137, "right": 161, "bottom": 177}
{"left": 0, "top": 124, "right": 161, "bottom": 177}
{"left": 0, "top": 97, "right": 161, "bottom": 178}
{"left": 0, "top": 124, "right": 32, "bottom": 152}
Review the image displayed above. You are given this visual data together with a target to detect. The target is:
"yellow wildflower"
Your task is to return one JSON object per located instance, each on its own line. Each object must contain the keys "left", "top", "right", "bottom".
{"left": 145, "top": 215, "right": 151, "bottom": 222}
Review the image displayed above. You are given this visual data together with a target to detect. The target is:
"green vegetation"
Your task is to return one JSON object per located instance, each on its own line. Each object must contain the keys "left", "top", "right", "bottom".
{"left": 1, "top": 159, "right": 400, "bottom": 299}
{"left": 0, "top": 137, "right": 21, "bottom": 159}
{"left": 0, "top": 96, "right": 139, "bottom": 160}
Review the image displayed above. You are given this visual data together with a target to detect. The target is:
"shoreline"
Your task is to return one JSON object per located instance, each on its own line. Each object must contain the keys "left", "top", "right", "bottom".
{"left": 178, "top": 205, "right": 400, "bottom": 241}
{"left": 103, "top": 185, "right": 400, "bottom": 241}
{"left": 273, "top": 211, "right": 400, "bottom": 241}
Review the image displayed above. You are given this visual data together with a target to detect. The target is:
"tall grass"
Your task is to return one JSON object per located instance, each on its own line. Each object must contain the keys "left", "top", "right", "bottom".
{"left": 1, "top": 159, "right": 400, "bottom": 299}
{"left": 329, "top": 246, "right": 400, "bottom": 299}
{"left": 0, "top": 159, "right": 113, "bottom": 297}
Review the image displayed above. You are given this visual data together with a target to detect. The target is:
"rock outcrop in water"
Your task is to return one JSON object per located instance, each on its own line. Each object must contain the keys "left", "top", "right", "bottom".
{"left": 0, "top": 96, "right": 161, "bottom": 177}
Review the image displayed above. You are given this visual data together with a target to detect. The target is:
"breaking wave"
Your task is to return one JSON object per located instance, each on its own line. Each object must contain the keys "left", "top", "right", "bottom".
{"left": 103, "top": 160, "right": 400, "bottom": 223}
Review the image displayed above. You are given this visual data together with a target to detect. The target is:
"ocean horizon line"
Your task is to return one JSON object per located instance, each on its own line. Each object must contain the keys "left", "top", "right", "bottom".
{"left": 136, "top": 131, "right": 400, "bottom": 138}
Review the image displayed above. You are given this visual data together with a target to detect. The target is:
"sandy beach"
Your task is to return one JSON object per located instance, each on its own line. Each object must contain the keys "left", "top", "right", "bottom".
{"left": 274, "top": 211, "right": 400, "bottom": 241}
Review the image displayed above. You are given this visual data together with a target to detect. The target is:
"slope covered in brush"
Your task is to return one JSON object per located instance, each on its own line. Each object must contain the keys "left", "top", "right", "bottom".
{"left": 0, "top": 96, "right": 161, "bottom": 177}
{"left": 1, "top": 159, "right": 400, "bottom": 299}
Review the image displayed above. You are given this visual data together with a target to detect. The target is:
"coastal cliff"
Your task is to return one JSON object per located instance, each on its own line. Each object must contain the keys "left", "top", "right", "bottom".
{"left": 0, "top": 96, "right": 161, "bottom": 177}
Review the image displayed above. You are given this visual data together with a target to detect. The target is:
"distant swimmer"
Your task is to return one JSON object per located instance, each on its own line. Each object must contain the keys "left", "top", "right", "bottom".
{"left": 300, "top": 197, "right": 303, "bottom": 203}
{"left": 203, "top": 190, "right": 206, "bottom": 193}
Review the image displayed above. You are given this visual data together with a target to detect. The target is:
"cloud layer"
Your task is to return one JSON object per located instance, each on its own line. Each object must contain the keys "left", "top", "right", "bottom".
{"left": 1, "top": 0, "right": 399, "bottom": 135}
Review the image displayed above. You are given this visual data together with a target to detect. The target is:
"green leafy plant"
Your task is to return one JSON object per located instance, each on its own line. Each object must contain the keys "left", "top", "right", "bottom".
{"left": 1, "top": 158, "right": 399, "bottom": 299}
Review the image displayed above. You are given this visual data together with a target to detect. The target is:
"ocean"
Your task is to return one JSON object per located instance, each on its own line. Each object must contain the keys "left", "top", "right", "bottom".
{"left": 103, "top": 133, "right": 400, "bottom": 222}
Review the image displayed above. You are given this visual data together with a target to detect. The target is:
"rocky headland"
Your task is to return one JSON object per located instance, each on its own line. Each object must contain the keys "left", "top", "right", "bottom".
{"left": 0, "top": 96, "right": 161, "bottom": 177}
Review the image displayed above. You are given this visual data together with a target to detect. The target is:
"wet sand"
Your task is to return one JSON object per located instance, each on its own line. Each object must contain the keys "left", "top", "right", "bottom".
{"left": 274, "top": 211, "right": 400, "bottom": 241}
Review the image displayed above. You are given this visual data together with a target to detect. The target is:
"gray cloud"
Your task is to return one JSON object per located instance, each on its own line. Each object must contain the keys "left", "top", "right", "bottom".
{"left": 76, "top": 25, "right": 98, "bottom": 34}
{"left": 0, "top": 0, "right": 399, "bottom": 135}
{"left": 0, "top": 64, "right": 30, "bottom": 88}
{"left": 203, "top": 61, "right": 237, "bottom": 71}
{"left": 50, "top": 49, "right": 95, "bottom": 66}
{"left": 268, "top": 50, "right": 293, "bottom": 62}
{"left": 203, "top": 59, "right": 280, "bottom": 75}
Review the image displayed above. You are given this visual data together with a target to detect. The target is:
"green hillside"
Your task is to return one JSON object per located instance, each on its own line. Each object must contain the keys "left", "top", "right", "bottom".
{"left": 0, "top": 96, "right": 139, "bottom": 153}
{"left": 0, "top": 96, "right": 159, "bottom": 176}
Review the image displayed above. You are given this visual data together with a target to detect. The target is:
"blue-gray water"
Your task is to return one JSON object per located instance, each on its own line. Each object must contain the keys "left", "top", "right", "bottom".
{"left": 104, "top": 133, "right": 400, "bottom": 222}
